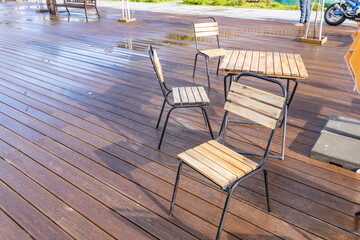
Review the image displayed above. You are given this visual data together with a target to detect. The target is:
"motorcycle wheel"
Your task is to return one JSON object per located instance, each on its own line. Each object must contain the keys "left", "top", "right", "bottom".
{"left": 324, "top": 3, "right": 346, "bottom": 26}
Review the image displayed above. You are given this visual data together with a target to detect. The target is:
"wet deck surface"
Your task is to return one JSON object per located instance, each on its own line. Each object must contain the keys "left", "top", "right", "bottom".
{"left": 0, "top": 2, "right": 359, "bottom": 239}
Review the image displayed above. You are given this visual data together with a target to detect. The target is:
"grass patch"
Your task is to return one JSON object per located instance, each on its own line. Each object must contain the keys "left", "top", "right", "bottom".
{"left": 183, "top": 0, "right": 301, "bottom": 9}
{"left": 130, "top": 0, "right": 179, "bottom": 2}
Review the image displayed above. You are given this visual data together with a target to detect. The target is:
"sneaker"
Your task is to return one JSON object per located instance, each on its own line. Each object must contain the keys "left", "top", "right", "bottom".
{"left": 293, "top": 22, "right": 304, "bottom": 26}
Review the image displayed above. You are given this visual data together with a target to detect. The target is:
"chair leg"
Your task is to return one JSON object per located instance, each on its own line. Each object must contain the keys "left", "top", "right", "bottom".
{"left": 201, "top": 107, "right": 214, "bottom": 139}
{"left": 280, "top": 106, "right": 287, "bottom": 160}
{"left": 201, "top": 107, "right": 208, "bottom": 127}
{"left": 215, "top": 188, "right": 235, "bottom": 240}
{"left": 263, "top": 169, "right": 271, "bottom": 212}
{"left": 95, "top": 6, "right": 100, "bottom": 18}
{"left": 156, "top": 99, "right": 166, "bottom": 129}
{"left": 192, "top": 53, "right": 199, "bottom": 78}
{"left": 216, "top": 57, "right": 221, "bottom": 75}
{"left": 169, "top": 161, "right": 184, "bottom": 216}
{"left": 205, "top": 57, "right": 211, "bottom": 90}
{"left": 222, "top": 113, "right": 229, "bottom": 145}
{"left": 158, "top": 107, "right": 174, "bottom": 149}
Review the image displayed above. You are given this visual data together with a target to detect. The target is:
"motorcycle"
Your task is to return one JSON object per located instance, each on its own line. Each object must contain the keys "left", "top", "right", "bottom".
{"left": 324, "top": 0, "right": 360, "bottom": 26}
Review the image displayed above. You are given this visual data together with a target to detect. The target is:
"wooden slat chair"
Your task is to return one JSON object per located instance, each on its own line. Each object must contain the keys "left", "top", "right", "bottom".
{"left": 193, "top": 16, "right": 227, "bottom": 90}
{"left": 169, "top": 72, "right": 287, "bottom": 240}
{"left": 55, "top": 0, "right": 100, "bottom": 19}
{"left": 148, "top": 45, "right": 214, "bottom": 149}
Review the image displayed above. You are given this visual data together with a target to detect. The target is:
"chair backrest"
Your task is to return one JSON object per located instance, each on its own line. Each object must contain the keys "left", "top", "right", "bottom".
{"left": 225, "top": 82, "right": 285, "bottom": 130}
{"left": 148, "top": 45, "right": 171, "bottom": 99}
{"left": 220, "top": 72, "right": 287, "bottom": 166}
{"left": 193, "top": 17, "right": 220, "bottom": 51}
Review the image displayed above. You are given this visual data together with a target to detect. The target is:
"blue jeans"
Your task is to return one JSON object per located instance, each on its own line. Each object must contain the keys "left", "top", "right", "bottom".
{"left": 300, "top": 0, "right": 311, "bottom": 23}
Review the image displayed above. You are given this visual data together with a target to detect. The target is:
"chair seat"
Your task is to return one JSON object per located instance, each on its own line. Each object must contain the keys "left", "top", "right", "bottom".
{"left": 200, "top": 48, "right": 227, "bottom": 58}
{"left": 178, "top": 140, "right": 259, "bottom": 188}
{"left": 172, "top": 86, "right": 210, "bottom": 105}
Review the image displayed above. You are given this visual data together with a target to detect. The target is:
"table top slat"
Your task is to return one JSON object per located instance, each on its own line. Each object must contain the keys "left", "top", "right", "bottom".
{"left": 273, "top": 52, "right": 283, "bottom": 76}
{"left": 234, "top": 50, "right": 246, "bottom": 71}
{"left": 266, "top": 52, "right": 274, "bottom": 75}
{"left": 258, "top": 52, "right": 266, "bottom": 74}
{"left": 294, "top": 54, "right": 308, "bottom": 78}
{"left": 227, "top": 50, "right": 239, "bottom": 71}
{"left": 242, "top": 51, "right": 253, "bottom": 72}
{"left": 287, "top": 53, "right": 300, "bottom": 77}
{"left": 219, "top": 50, "right": 233, "bottom": 70}
{"left": 280, "top": 52, "right": 291, "bottom": 76}
{"left": 250, "top": 51, "right": 260, "bottom": 73}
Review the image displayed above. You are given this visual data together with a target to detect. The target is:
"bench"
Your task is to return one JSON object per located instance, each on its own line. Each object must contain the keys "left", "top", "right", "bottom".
{"left": 55, "top": 0, "right": 100, "bottom": 19}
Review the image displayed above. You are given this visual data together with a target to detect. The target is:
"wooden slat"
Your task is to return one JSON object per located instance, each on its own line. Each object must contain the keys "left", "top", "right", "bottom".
{"left": 185, "top": 87, "right": 196, "bottom": 104}
{"left": 287, "top": 53, "right": 300, "bottom": 77}
{"left": 294, "top": 54, "right": 308, "bottom": 78}
{"left": 152, "top": 49, "right": 164, "bottom": 82}
{"left": 200, "top": 48, "right": 227, "bottom": 58}
{"left": 194, "top": 22, "right": 218, "bottom": 28}
{"left": 186, "top": 149, "right": 237, "bottom": 182}
{"left": 0, "top": 209, "right": 32, "bottom": 240}
{"left": 207, "top": 140, "right": 259, "bottom": 170}
{"left": 194, "top": 145, "right": 245, "bottom": 178}
{"left": 242, "top": 51, "right": 253, "bottom": 72}
{"left": 250, "top": 51, "right": 260, "bottom": 73}
{"left": 280, "top": 52, "right": 291, "bottom": 76}
{"left": 199, "top": 143, "right": 252, "bottom": 174}
{"left": 234, "top": 50, "right": 246, "bottom": 71}
{"left": 226, "top": 50, "right": 239, "bottom": 71}
{"left": 178, "top": 152, "right": 230, "bottom": 187}
{"left": 224, "top": 101, "right": 278, "bottom": 129}
{"left": 197, "top": 86, "right": 210, "bottom": 104}
{"left": 273, "top": 52, "right": 282, "bottom": 76}
{"left": 195, "top": 31, "right": 219, "bottom": 37}
{"left": 266, "top": 52, "right": 274, "bottom": 75}
{"left": 219, "top": 50, "right": 233, "bottom": 70}
{"left": 191, "top": 87, "right": 203, "bottom": 104}
{"left": 172, "top": 87, "right": 181, "bottom": 105}
{"left": 258, "top": 52, "right": 266, "bottom": 74}
{"left": 230, "top": 82, "right": 285, "bottom": 108}
{"left": 178, "top": 87, "right": 188, "bottom": 104}
{"left": 227, "top": 91, "right": 282, "bottom": 118}
{"left": 194, "top": 26, "right": 218, "bottom": 33}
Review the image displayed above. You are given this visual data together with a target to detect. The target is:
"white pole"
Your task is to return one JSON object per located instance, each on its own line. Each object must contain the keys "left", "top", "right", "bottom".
{"left": 319, "top": 0, "right": 325, "bottom": 40}
{"left": 122, "top": 0, "right": 125, "bottom": 19}
{"left": 305, "top": 0, "right": 315, "bottom": 39}
{"left": 127, "top": 0, "right": 131, "bottom": 19}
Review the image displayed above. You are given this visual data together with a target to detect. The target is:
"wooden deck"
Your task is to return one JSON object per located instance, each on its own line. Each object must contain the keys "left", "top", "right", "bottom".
{"left": 0, "top": 2, "right": 359, "bottom": 239}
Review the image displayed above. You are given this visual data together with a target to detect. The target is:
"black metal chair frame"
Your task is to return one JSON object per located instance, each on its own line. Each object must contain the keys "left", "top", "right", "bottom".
{"left": 169, "top": 72, "right": 287, "bottom": 240}
{"left": 148, "top": 45, "right": 214, "bottom": 149}
{"left": 192, "top": 16, "right": 223, "bottom": 90}
{"left": 222, "top": 73, "right": 294, "bottom": 160}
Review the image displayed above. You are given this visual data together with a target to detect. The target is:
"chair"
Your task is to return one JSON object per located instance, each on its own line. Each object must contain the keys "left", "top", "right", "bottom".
{"left": 169, "top": 72, "right": 287, "bottom": 240}
{"left": 192, "top": 17, "right": 227, "bottom": 90}
{"left": 148, "top": 45, "right": 214, "bottom": 149}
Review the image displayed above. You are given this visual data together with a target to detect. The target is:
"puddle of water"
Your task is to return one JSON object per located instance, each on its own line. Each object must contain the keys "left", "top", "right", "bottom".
{"left": 31, "top": 15, "right": 100, "bottom": 23}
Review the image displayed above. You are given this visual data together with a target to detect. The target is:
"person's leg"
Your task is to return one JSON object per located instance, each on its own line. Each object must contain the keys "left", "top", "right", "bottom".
{"left": 299, "top": 0, "right": 305, "bottom": 23}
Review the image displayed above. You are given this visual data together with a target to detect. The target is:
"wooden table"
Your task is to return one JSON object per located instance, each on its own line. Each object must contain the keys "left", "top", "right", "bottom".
{"left": 219, "top": 50, "right": 308, "bottom": 160}
{"left": 219, "top": 50, "right": 308, "bottom": 106}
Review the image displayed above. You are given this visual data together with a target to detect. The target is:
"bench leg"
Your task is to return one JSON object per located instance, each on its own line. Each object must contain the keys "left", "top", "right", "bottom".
{"left": 65, "top": 7, "right": 70, "bottom": 15}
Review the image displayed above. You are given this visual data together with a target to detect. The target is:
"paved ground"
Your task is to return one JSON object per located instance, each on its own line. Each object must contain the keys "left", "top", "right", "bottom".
{"left": 98, "top": 0, "right": 358, "bottom": 27}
